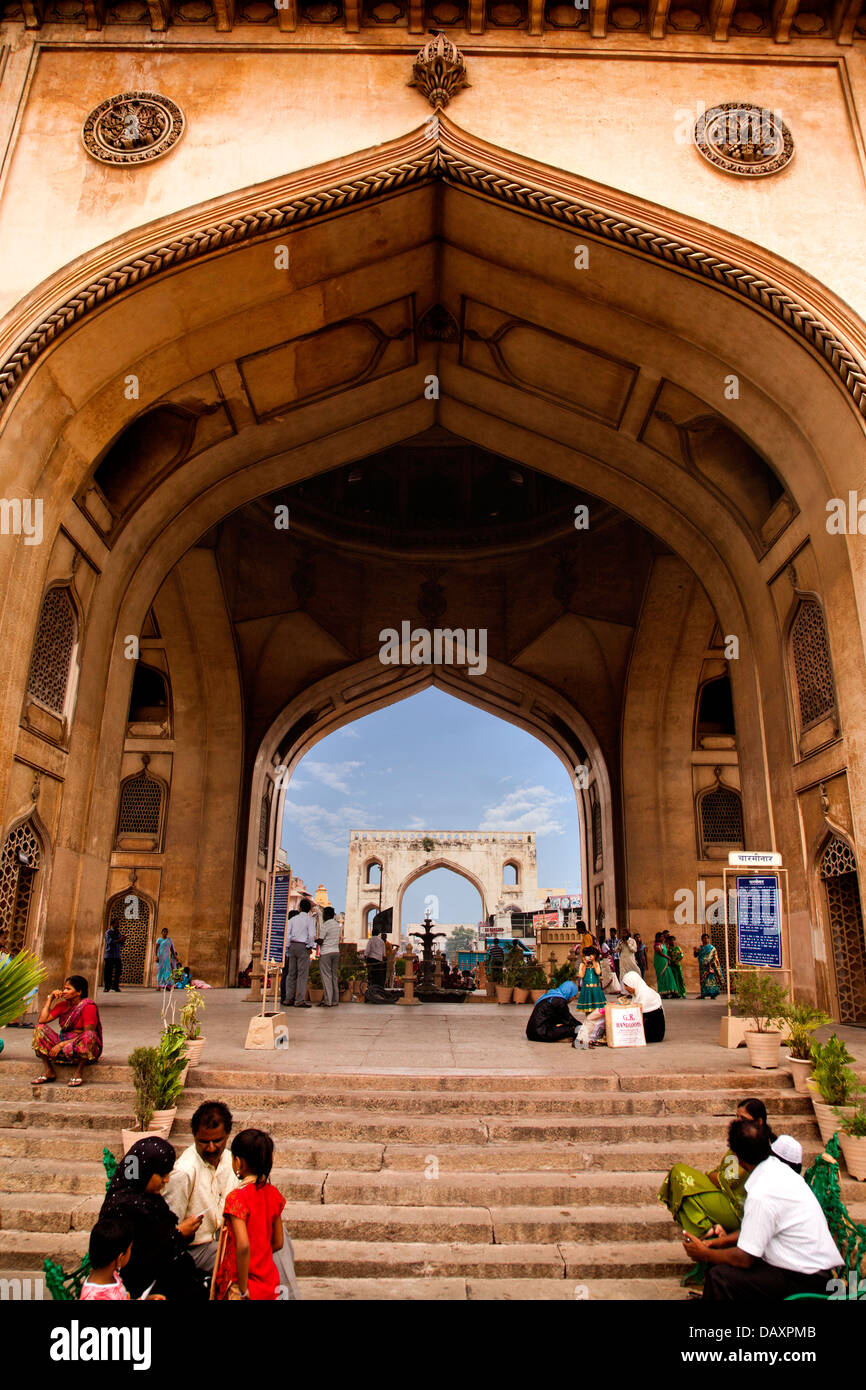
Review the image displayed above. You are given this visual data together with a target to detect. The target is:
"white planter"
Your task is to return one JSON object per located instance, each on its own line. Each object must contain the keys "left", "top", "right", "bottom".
{"left": 184, "top": 1037, "right": 205, "bottom": 1067}
{"left": 810, "top": 1091, "right": 857, "bottom": 1148}
{"left": 839, "top": 1132, "right": 866, "bottom": 1181}
{"left": 121, "top": 1124, "right": 171, "bottom": 1153}
{"left": 745, "top": 1030, "right": 782, "bottom": 1069}
{"left": 150, "top": 1106, "right": 177, "bottom": 1136}
{"left": 787, "top": 1055, "right": 815, "bottom": 1094}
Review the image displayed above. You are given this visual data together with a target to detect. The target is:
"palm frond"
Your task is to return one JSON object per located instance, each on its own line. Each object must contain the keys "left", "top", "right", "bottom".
{"left": 0, "top": 950, "right": 46, "bottom": 1027}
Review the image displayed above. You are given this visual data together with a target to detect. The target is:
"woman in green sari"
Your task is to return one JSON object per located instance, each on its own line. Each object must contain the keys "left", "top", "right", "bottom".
{"left": 652, "top": 933, "right": 677, "bottom": 998}
{"left": 659, "top": 1099, "right": 776, "bottom": 1287}
{"left": 667, "top": 935, "right": 687, "bottom": 998}
{"left": 694, "top": 933, "right": 724, "bottom": 998}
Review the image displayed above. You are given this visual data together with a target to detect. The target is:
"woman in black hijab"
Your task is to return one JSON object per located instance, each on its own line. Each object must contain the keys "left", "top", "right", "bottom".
{"left": 100, "top": 1137, "right": 207, "bottom": 1300}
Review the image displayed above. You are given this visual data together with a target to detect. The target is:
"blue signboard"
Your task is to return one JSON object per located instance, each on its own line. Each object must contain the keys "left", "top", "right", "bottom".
{"left": 736, "top": 875, "right": 782, "bottom": 968}
{"left": 265, "top": 874, "right": 291, "bottom": 963}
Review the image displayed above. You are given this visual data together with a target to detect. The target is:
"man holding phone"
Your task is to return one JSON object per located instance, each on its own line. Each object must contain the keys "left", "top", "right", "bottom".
{"left": 164, "top": 1101, "right": 238, "bottom": 1274}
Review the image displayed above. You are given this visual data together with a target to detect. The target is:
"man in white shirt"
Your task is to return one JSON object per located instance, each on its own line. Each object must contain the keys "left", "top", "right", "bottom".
{"left": 317, "top": 906, "right": 342, "bottom": 1007}
{"left": 684, "top": 1120, "right": 843, "bottom": 1299}
{"left": 164, "top": 1101, "right": 238, "bottom": 1274}
{"left": 284, "top": 897, "right": 319, "bottom": 1007}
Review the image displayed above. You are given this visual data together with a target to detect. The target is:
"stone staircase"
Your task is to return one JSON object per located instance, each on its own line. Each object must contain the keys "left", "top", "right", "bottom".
{"left": 0, "top": 1060, "right": 858, "bottom": 1300}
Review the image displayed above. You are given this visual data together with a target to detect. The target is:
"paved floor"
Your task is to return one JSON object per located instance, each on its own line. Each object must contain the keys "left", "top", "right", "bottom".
{"left": 5, "top": 987, "right": 865, "bottom": 1077}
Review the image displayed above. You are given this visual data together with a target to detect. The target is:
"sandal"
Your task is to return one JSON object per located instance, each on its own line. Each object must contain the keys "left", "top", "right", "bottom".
{"left": 32, "top": 1075, "right": 56, "bottom": 1085}
{"left": 67, "top": 1078, "right": 84, "bottom": 1088}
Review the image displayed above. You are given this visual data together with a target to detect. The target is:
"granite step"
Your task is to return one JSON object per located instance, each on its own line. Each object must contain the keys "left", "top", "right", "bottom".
{"left": 295, "top": 1276, "right": 689, "bottom": 1301}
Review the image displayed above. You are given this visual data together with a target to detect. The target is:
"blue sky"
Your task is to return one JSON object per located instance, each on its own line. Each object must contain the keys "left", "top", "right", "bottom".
{"left": 279, "top": 688, "right": 582, "bottom": 922}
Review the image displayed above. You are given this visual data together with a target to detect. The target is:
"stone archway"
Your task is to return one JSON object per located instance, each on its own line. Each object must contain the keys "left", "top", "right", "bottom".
{"left": 1, "top": 120, "right": 865, "bottom": 1014}
{"left": 343, "top": 831, "right": 539, "bottom": 942}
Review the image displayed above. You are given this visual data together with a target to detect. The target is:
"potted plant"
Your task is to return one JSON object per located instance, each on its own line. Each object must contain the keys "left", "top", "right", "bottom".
{"left": 308, "top": 959, "right": 324, "bottom": 1004}
{"left": 528, "top": 966, "right": 549, "bottom": 1003}
{"left": 179, "top": 986, "right": 206, "bottom": 1066}
{"left": 353, "top": 961, "right": 367, "bottom": 1001}
{"left": 836, "top": 1103, "right": 866, "bottom": 1182}
{"left": 511, "top": 963, "right": 531, "bottom": 1005}
{"left": 150, "top": 1025, "right": 188, "bottom": 1135}
{"left": 781, "top": 1000, "right": 831, "bottom": 1093}
{"left": 809, "top": 1033, "right": 864, "bottom": 1145}
{"left": 735, "top": 969, "right": 789, "bottom": 1069}
{"left": 338, "top": 964, "right": 355, "bottom": 1003}
{"left": 123, "top": 1045, "right": 167, "bottom": 1153}
{"left": 0, "top": 949, "right": 45, "bottom": 1051}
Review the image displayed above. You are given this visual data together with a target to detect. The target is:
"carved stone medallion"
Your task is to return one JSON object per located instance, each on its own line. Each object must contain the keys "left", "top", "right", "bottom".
{"left": 82, "top": 92, "right": 185, "bottom": 166}
{"left": 408, "top": 34, "right": 470, "bottom": 109}
{"left": 694, "top": 103, "right": 794, "bottom": 178}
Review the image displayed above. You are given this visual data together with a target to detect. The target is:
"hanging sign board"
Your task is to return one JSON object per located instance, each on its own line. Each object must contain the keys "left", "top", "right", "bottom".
{"left": 605, "top": 1002, "right": 646, "bottom": 1048}
{"left": 736, "top": 874, "right": 783, "bottom": 968}
{"left": 533, "top": 911, "right": 561, "bottom": 931}
{"left": 728, "top": 851, "right": 783, "bottom": 868}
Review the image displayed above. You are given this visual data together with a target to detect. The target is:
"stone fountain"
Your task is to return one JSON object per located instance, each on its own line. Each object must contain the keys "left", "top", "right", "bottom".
{"left": 409, "top": 914, "right": 470, "bottom": 1003}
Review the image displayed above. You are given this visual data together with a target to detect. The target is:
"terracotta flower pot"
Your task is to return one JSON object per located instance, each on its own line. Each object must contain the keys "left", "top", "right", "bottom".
{"left": 495, "top": 985, "right": 513, "bottom": 1004}
{"left": 839, "top": 1132, "right": 866, "bottom": 1181}
{"left": 512, "top": 987, "right": 530, "bottom": 1004}
{"left": 745, "top": 1030, "right": 782, "bottom": 1070}
{"left": 485, "top": 981, "right": 496, "bottom": 999}
{"left": 150, "top": 1106, "right": 177, "bottom": 1135}
{"left": 309, "top": 988, "right": 324, "bottom": 1003}
{"left": 787, "top": 1055, "right": 814, "bottom": 1094}
{"left": 184, "top": 1037, "right": 205, "bottom": 1067}
{"left": 339, "top": 988, "right": 353, "bottom": 1003}
{"left": 121, "top": 1124, "right": 171, "bottom": 1154}
{"left": 530, "top": 989, "right": 547, "bottom": 1003}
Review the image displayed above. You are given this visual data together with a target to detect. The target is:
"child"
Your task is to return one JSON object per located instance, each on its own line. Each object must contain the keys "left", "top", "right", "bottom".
{"left": 80, "top": 1215, "right": 133, "bottom": 1300}
{"left": 215, "top": 1128, "right": 285, "bottom": 1300}
{"left": 576, "top": 946, "right": 606, "bottom": 1010}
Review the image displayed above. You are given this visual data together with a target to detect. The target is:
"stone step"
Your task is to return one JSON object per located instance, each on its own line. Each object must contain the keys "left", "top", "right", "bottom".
{"left": 0, "top": 1192, "right": 102, "bottom": 1233}
{"left": 288, "top": 1237, "right": 689, "bottom": 1280}
{"left": 0, "top": 1059, "right": 799, "bottom": 1093}
{"left": 295, "top": 1276, "right": 688, "bottom": 1301}
{"left": 0, "top": 1102, "right": 822, "bottom": 1146}
{"left": 317, "top": 1169, "right": 675, "bottom": 1208}
{"left": 275, "top": 1201, "right": 678, "bottom": 1244}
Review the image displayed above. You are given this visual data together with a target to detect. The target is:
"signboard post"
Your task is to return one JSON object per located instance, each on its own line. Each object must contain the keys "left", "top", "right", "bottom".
{"left": 719, "top": 854, "right": 791, "bottom": 1049}
{"left": 245, "top": 866, "right": 290, "bottom": 1050}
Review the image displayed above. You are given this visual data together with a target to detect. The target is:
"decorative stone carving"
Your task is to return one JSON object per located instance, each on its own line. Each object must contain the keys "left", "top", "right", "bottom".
{"left": 82, "top": 92, "right": 185, "bottom": 166}
{"left": 694, "top": 103, "right": 794, "bottom": 178}
{"left": 408, "top": 34, "right": 470, "bottom": 109}
{"left": 417, "top": 303, "right": 459, "bottom": 343}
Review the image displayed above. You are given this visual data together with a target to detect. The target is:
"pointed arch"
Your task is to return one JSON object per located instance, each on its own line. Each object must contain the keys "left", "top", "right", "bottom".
{"left": 395, "top": 858, "right": 488, "bottom": 939}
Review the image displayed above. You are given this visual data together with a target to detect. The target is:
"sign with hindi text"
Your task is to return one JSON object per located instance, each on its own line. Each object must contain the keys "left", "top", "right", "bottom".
{"left": 736, "top": 874, "right": 783, "bottom": 968}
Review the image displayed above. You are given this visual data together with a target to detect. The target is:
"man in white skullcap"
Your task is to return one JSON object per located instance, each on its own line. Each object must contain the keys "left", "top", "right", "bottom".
{"left": 770, "top": 1135, "right": 804, "bottom": 1173}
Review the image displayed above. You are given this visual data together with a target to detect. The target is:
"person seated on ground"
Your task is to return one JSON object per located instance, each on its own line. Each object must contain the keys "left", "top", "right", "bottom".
{"left": 698, "top": 1137, "right": 804, "bottom": 1253}
{"left": 80, "top": 1215, "right": 165, "bottom": 1302}
{"left": 100, "top": 1137, "right": 208, "bottom": 1301}
{"left": 686, "top": 1120, "right": 843, "bottom": 1301}
{"left": 32, "top": 975, "right": 103, "bottom": 1088}
{"left": 525, "top": 980, "right": 579, "bottom": 1042}
{"left": 164, "top": 1101, "right": 238, "bottom": 1275}
{"left": 660, "top": 1101, "right": 784, "bottom": 1291}
{"left": 620, "top": 971, "right": 665, "bottom": 1042}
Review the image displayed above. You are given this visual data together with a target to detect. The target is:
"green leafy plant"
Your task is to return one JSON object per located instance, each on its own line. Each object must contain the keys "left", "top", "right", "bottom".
{"left": 780, "top": 1000, "right": 831, "bottom": 1060}
{"left": 0, "top": 949, "right": 45, "bottom": 1026}
{"left": 179, "top": 986, "right": 205, "bottom": 1041}
{"left": 734, "top": 969, "right": 790, "bottom": 1034}
{"left": 128, "top": 1045, "right": 160, "bottom": 1133}
{"left": 551, "top": 960, "right": 577, "bottom": 988}
{"left": 812, "top": 1033, "right": 864, "bottom": 1105}
{"left": 422, "top": 836, "right": 436, "bottom": 854}
{"left": 836, "top": 1102, "right": 866, "bottom": 1138}
{"left": 527, "top": 965, "right": 548, "bottom": 990}
{"left": 395, "top": 958, "right": 406, "bottom": 978}
{"left": 154, "top": 1025, "right": 188, "bottom": 1109}
{"left": 308, "top": 959, "right": 322, "bottom": 988}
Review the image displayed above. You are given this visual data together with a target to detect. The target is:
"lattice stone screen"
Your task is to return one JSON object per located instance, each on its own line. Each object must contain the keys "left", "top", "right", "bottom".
{"left": 27, "top": 587, "right": 76, "bottom": 717}
{"left": 258, "top": 793, "right": 270, "bottom": 865}
{"left": 791, "top": 600, "right": 836, "bottom": 729}
{"left": 0, "top": 821, "right": 41, "bottom": 953}
{"left": 108, "top": 893, "right": 150, "bottom": 986}
{"left": 820, "top": 836, "right": 866, "bottom": 1026}
{"left": 117, "top": 773, "right": 163, "bottom": 837}
{"left": 700, "top": 786, "right": 744, "bottom": 847}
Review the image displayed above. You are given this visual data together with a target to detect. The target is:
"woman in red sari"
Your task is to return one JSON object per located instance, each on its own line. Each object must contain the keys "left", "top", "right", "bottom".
{"left": 32, "top": 975, "right": 103, "bottom": 1087}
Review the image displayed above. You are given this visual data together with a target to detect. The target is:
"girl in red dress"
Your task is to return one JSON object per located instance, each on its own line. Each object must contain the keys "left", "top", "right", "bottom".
{"left": 215, "top": 1129, "right": 285, "bottom": 1301}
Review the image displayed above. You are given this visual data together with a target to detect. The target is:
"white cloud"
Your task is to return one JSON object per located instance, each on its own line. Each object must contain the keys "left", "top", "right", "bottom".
{"left": 282, "top": 800, "right": 368, "bottom": 856}
{"left": 479, "top": 784, "right": 568, "bottom": 837}
{"left": 302, "top": 759, "right": 364, "bottom": 794}
{"left": 407, "top": 815, "right": 426, "bottom": 830}
{"left": 333, "top": 726, "right": 360, "bottom": 740}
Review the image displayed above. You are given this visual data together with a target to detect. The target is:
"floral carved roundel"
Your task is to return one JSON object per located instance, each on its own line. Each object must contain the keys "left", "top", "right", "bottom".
{"left": 82, "top": 92, "right": 185, "bottom": 166}
{"left": 694, "top": 103, "right": 794, "bottom": 178}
